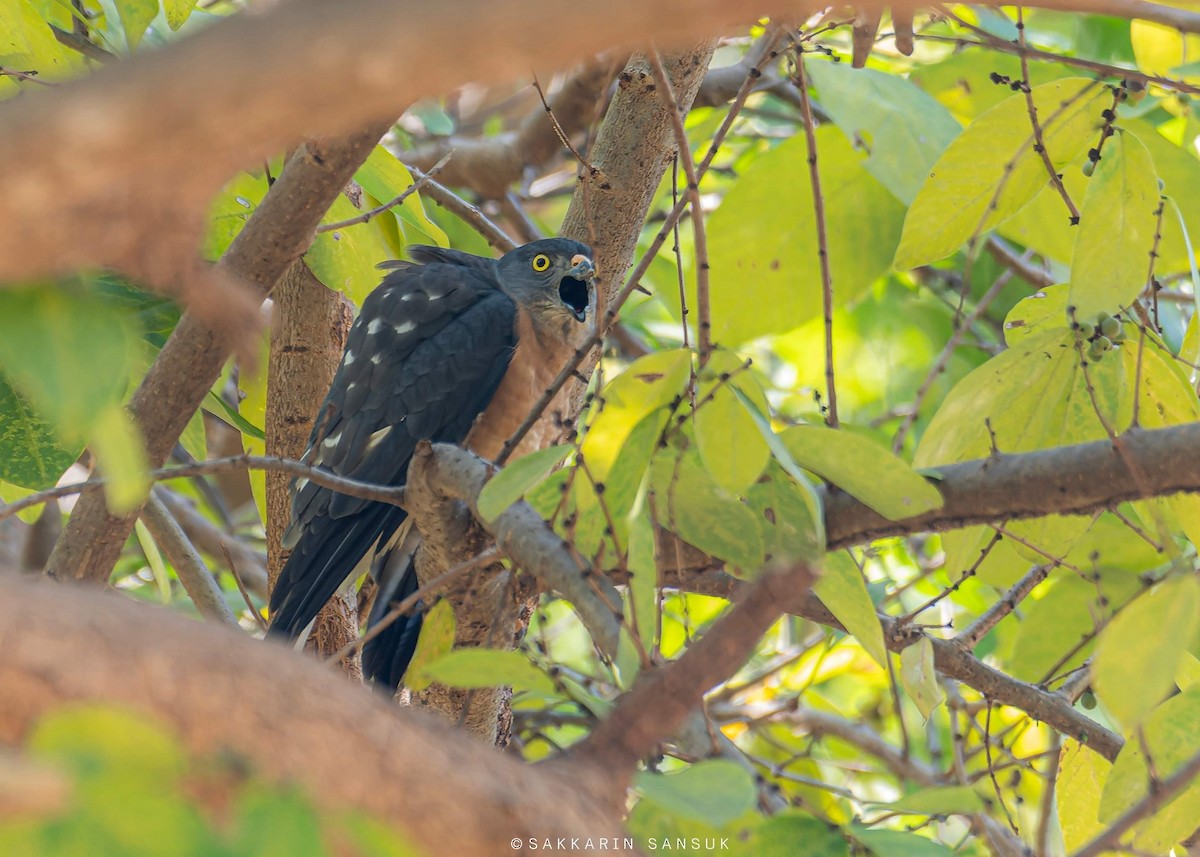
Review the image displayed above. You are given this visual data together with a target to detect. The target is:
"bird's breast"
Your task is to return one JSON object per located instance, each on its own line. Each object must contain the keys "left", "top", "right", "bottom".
{"left": 465, "top": 310, "right": 576, "bottom": 461}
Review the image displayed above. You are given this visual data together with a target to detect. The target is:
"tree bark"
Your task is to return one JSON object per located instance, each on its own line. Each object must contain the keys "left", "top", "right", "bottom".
{"left": 266, "top": 263, "right": 359, "bottom": 676}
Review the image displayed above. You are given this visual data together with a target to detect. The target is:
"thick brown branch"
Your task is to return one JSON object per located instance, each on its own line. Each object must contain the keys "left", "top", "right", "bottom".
{"left": 570, "top": 563, "right": 815, "bottom": 775}
{"left": 827, "top": 424, "right": 1200, "bottom": 549}
{"left": 0, "top": 576, "right": 627, "bottom": 856}
{"left": 419, "top": 444, "right": 622, "bottom": 660}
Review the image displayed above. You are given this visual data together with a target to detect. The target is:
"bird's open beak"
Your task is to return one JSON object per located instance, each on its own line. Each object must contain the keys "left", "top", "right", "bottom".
{"left": 559, "top": 254, "right": 594, "bottom": 323}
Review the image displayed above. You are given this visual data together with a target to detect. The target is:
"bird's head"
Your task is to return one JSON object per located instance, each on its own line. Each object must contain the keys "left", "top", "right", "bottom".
{"left": 495, "top": 238, "right": 595, "bottom": 333}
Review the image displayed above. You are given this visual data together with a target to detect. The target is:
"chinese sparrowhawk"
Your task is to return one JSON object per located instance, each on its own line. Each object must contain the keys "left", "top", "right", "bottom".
{"left": 267, "top": 238, "right": 595, "bottom": 689}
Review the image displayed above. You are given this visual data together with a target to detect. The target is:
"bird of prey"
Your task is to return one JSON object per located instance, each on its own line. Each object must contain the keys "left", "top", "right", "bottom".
{"left": 267, "top": 238, "right": 595, "bottom": 690}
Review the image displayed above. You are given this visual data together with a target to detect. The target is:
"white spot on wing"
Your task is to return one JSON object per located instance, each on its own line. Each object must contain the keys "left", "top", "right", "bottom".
{"left": 400, "top": 292, "right": 418, "bottom": 302}
{"left": 322, "top": 431, "right": 342, "bottom": 449}
{"left": 343, "top": 351, "right": 356, "bottom": 366}
{"left": 296, "top": 478, "right": 310, "bottom": 492}
{"left": 370, "top": 353, "right": 384, "bottom": 365}
{"left": 367, "top": 318, "right": 385, "bottom": 335}
{"left": 395, "top": 321, "right": 416, "bottom": 334}
{"left": 366, "top": 426, "right": 392, "bottom": 453}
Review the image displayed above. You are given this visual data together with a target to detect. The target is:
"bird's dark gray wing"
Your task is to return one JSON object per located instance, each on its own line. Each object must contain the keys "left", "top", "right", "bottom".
{"left": 268, "top": 257, "right": 517, "bottom": 641}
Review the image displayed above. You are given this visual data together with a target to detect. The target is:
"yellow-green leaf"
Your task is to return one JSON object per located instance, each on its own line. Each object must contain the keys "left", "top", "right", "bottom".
{"left": 899, "top": 636, "right": 943, "bottom": 720}
{"left": 1057, "top": 739, "right": 1111, "bottom": 853}
{"left": 814, "top": 553, "right": 887, "bottom": 667}
{"left": 1069, "top": 131, "right": 1160, "bottom": 324}
{"left": 581, "top": 349, "right": 691, "bottom": 481}
{"left": 708, "top": 127, "right": 904, "bottom": 345}
{"left": 477, "top": 444, "right": 571, "bottom": 523}
{"left": 781, "top": 425, "right": 942, "bottom": 521}
{"left": 403, "top": 599, "right": 456, "bottom": 693}
{"left": 1099, "top": 686, "right": 1200, "bottom": 852}
{"left": 418, "top": 648, "right": 555, "bottom": 695}
{"left": 693, "top": 351, "right": 770, "bottom": 494}
{"left": 896, "top": 79, "right": 1108, "bottom": 269}
{"left": 1093, "top": 576, "right": 1200, "bottom": 730}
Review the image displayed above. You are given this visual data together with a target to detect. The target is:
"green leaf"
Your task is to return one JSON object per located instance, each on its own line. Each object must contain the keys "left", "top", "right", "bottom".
{"left": 90, "top": 404, "right": 150, "bottom": 515}
{"left": 693, "top": 351, "right": 770, "bottom": 494}
{"left": 308, "top": 195, "right": 394, "bottom": 307}
{"left": 732, "top": 389, "right": 825, "bottom": 553}
{"left": 780, "top": 425, "right": 943, "bottom": 521}
{"left": 1099, "top": 687, "right": 1200, "bottom": 852}
{"left": 813, "top": 553, "right": 887, "bottom": 667}
{"left": 134, "top": 517, "right": 171, "bottom": 602}
{"left": 29, "top": 705, "right": 185, "bottom": 778}
{"left": 745, "top": 462, "right": 824, "bottom": 566}
{"left": 477, "top": 444, "right": 571, "bottom": 522}
{"left": 635, "top": 760, "right": 757, "bottom": 828}
{"left": 851, "top": 827, "right": 952, "bottom": 857}
{"left": 1009, "top": 569, "right": 1141, "bottom": 682}
{"left": 581, "top": 348, "right": 692, "bottom": 481}
{"left": 707, "top": 126, "right": 905, "bottom": 345}
{"left": 112, "top": 0, "right": 156, "bottom": 49}
{"left": 896, "top": 78, "right": 1109, "bottom": 269}
{"left": 1069, "top": 130, "right": 1160, "bottom": 323}
{"left": 1057, "top": 739, "right": 1111, "bottom": 853}
{"left": 161, "top": 0, "right": 195, "bottom": 30}
{"left": 179, "top": 406, "right": 207, "bottom": 462}
{"left": 615, "top": 514, "right": 658, "bottom": 687}
{"left": 354, "top": 146, "right": 448, "bottom": 248}
{"left": 879, "top": 785, "right": 984, "bottom": 815}
{"left": 806, "top": 60, "right": 961, "bottom": 204}
{"left": 651, "top": 446, "right": 764, "bottom": 575}
{"left": 899, "top": 636, "right": 943, "bottom": 720}
{"left": 0, "top": 284, "right": 139, "bottom": 442}
{"left": 1093, "top": 575, "right": 1200, "bottom": 730}
{"left": 0, "top": 373, "right": 79, "bottom": 490}
{"left": 914, "top": 328, "right": 1130, "bottom": 555}
{"left": 752, "top": 812, "right": 849, "bottom": 857}
{"left": 627, "top": 795, "right": 759, "bottom": 857}
{"left": 418, "top": 648, "right": 555, "bottom": 694}
{"left": 233, "top": 786, "right": 325, "bottom": 857}
{"left": 203, "top": 171, "right": 269, "bottom": 261}
{"left": 1003, "top": 284, "right": 1070, "bottom": 345}
{"left": 403, "top": 599, "right": 456, "bottom": 693}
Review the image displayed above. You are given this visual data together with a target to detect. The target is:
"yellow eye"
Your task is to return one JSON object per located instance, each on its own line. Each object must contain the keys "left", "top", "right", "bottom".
{"left": 532, "top": 254, "right": 551, "bottom": 272}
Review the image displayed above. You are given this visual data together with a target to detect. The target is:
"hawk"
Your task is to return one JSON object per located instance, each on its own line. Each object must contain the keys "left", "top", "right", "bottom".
{"left": 268, "top": 238, "right": 595, "bottom": 689}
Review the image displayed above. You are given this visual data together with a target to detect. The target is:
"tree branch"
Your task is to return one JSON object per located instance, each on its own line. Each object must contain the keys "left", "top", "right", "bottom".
{"left": 569, "top": 563, "right": 815, "bottom": 776}
{"left": 0, "top": 576, "right": 628, "bottom": 857}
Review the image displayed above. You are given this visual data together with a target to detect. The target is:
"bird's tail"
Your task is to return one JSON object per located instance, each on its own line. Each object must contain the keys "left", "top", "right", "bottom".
{"left": 362, "top": 523, "right": 426, "bottom": 691}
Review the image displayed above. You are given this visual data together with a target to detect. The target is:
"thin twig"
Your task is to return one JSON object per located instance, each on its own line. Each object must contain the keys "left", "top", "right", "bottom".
{"left": 316, "top": 152, "right": 451, "bottom": 233}
{"left": 532, "top": 74, "right": 594, "bottom": 172}
{"left": 648, "top": 49, "right": 711, "bottom": 363}
{"left": 0, "top": 67, "right": 55, "bottom": 86}
{"left": 956, "top": 564, "right": 1052, "bottom": 649}
{"left": 223, "top": 542, "right": 268, "bottom": 631}
{"left": 410, "top": 167, "right": 517, "bottom": 252}
{"left": 0, "top": 454, "right": 407, "bottom": 525}
{"left": 1015, "top": 7, "right": 1080, "bottom": 224}
{"left": 792, "top": 46, "right": 838, "bottom": 427}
